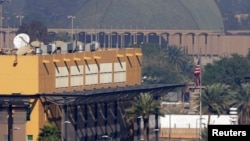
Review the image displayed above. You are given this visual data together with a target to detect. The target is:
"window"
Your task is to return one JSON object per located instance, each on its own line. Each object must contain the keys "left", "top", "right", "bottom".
{"left": 114, "top": 62, "right": 126, "bottom": 83}
{"left": 55, "top": 66, "right": 69, "bottom": 88}
{"left": 70, "top": 65, "right": 84, "bottom": 86}
{"left": 100, "top": 63, "right": 112, "bottom": 84}
{"left": 85, "top": 64, "right": 98, "bottom": 85}
{"left": 27, "top": 135, "right": 33, "bottom": 141}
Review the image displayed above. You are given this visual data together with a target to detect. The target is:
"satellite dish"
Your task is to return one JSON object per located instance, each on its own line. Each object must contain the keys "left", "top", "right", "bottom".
{"left": 16, "top": 46, "right": 31, "bottom": 55}
{"left": 13, "top": 33, "right": 30, "bottom": 49}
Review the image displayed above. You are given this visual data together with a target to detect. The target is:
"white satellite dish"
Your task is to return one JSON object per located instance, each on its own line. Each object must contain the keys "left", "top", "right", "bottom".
{"left": 13, "top": 33, "right": 30, "bottom": 49}
{"left": 16, "top": 45, "right": 31, "bottom": 56}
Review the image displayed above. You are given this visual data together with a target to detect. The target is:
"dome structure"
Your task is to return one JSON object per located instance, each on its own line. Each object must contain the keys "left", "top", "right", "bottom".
{"left": 4, "top": 0, "right": 224, "bottom": 30}
{"left": 75, "top": 0, "right": 224, "bottom": 30}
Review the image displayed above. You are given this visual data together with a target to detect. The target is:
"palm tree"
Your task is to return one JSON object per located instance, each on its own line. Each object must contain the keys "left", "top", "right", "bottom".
{"left": 38, "top": 124, "right": 61, "bottom": 141}
{"left": 198, "top": 83, "right": 235, "bottom": 124}
{"left": 234, "top": 83, "right": 250, "bottom": 124}
{"left": 163, "top": 45, "right": 194, "bottom": 82}
{"left": 123, "top": 114, "right": 136, "bottom": 141}
{"left": 164, "top": 45, "right": 185, "bottom": 71}
{"left": 125, "top": 92, "right": 166, "bottom": 141}
{"left": 55, "top": 31, "right": 71, "bottom": 42}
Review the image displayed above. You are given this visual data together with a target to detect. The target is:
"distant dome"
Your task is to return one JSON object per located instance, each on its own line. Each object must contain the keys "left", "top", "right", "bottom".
{"left": 5, "top": 0, "right": 224, "bottom": 30}
{"left": 75, "top": 0, "right": 224, "bottom": 30}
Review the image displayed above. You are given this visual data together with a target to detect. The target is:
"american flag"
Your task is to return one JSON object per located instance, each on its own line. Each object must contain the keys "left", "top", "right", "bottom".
{"left": 194, "top": 58, "right": 201, "bottom": 87}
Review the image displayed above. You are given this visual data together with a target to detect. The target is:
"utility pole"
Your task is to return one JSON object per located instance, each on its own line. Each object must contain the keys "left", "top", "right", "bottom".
{"left": 67, "top": 15, "right": 76, "bottom": 41}
{"left": 16, "top": 15, "right": 24, "bottom": 26}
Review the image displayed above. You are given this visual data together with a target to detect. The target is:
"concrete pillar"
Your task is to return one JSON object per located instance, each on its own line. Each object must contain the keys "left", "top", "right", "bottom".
{"left": 159, "top": 34, "right": 161, "bottom": 47}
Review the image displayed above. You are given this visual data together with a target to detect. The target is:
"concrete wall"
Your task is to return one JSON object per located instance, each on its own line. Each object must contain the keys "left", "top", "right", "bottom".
{"left": 159, "top": 115, "right": 237, "bottom": 139}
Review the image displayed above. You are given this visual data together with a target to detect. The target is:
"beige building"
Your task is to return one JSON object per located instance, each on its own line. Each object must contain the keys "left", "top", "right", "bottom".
{"left": 0, "top": 42, "right": 142, "bottom": 141}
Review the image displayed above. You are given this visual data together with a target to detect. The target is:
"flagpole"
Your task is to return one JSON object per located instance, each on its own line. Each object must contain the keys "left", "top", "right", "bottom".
{"left": 199, "top": 48, "right": 202, "bottom": 141}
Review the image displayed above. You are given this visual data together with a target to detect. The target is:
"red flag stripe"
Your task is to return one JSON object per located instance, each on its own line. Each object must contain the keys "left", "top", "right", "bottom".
{"left": 194, "top": 58, "right": 201, "bottom": 87}
{"left": 194, "top": 65, "right": 201, "bottom": 74}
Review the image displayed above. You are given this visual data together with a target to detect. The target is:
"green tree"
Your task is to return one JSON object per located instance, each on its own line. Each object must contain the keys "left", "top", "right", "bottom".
{"left": 38, "top": 124, "right": 61, "bottom": 141}
{"left": 202, "top": 54, "right": 250, "bottom": 88}
{"left": 123, "top": 114, "right": 136, "bottom": 141}
{"left": 125, "top": 92, "right": 166, "bottom": 141}
{"left": 17, "top": 21, "right": 52, "bottom": 44}
{"left": 142, "top": 65, "right": 181, "bottom": 84}
{"left": 234, "top": 83, "right": 250, "bottom": 124}
{"left": 164, "top": 45, "right": 195, "bottom": 82}
{"left": 164, "top": 45, "right": 185, "bottom": 71}
{"left": 142, "top": 44, "right": 194, "bottom": 84}
{"left": 54, "top": 32, "right": 71, "bottom": 42}
{"left": 198, "top": 83, "right": 235, "bottom": 124}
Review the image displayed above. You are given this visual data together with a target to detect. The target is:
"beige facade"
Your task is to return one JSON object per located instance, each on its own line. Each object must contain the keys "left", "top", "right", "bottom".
{"left": 1, "top": 28, "right": 250, "bottom": 57}
{"left": 0, "top": 47, "right": 142, "bottom": 141}
{"left": 0, "top": 48, "right": 142, "bottom": 94}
